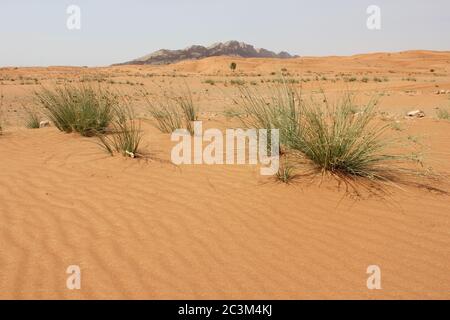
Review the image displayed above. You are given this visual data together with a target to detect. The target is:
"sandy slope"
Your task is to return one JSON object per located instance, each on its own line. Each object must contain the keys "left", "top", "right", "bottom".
{"left": 0, "top": 119, "right": 449, "bottom": 299}
{"left": 0, "top": 51, "right": 450, "bottom": 299}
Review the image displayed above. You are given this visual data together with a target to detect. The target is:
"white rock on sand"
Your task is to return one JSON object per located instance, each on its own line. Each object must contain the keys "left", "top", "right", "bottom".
{"left": 407, "top": 110, "right": 425, "bottom": 118}
{"left": 39, "top": 120, "right": 50, "bottom": 128}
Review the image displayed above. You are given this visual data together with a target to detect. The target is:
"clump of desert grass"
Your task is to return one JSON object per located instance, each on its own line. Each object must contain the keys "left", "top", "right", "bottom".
{"left": 24, "top": 107, "right": 41, "bottom": 129}
{"left": 223, "top": 107, "right": 246, "bottom": 119}
{"left": 276, "top": 156, "right": 297, "bottom": 184}
{"left": 436, "top": 108, "right": 450, "bottom": 120}
{"left": 34, "top": 84, "right": 117, "bottom": 137}
{"left": 144, "top": 85, "right": 198, "bottom": 135}
{"left": 236, "top": 80, "right": 424, "bottom": 183}
{"left": 96, "top": 105, "right": 143, "bottom": 158}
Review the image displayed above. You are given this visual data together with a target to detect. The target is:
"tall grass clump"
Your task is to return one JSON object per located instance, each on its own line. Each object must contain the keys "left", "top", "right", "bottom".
{"left": 35, "top": 84, "right": 116, "bottom": 136}
{"left": 237, "top": 80, "right": 421, "bottom": 181}
{"left": 96, "top": 105, "right": 143, "bottom": 158}
{"left": 237, "top": 82, "right": 301, "bottom": 150}
{"left": 145, "top": 86, "right": 197, "bottom": 135}
{"left": 25, "top": 108, "right": 41, "bottom": 129}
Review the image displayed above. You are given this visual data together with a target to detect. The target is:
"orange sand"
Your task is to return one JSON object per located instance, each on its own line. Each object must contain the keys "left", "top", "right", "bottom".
{"left": 0, "top": 51, "right": 450, "bottom": 299}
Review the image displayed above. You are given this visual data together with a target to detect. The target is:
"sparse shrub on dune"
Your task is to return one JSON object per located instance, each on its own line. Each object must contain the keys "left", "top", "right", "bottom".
{"left": 223, "top": 107, "right": 246, "bottom": 119}
{"left": 35, "top": 84, "right": 117, "bottom": 137}
{"left": 146, "top": 100, "right": 183, "bottom": 134}
{"left": 144, "top": 85, "right": 198, "bottom": 135}
{"left": 237, "top": 80, "right": 423, "bottom": 182}
{"left": 24, "top": 107, "right": 41, "bottom": 129}
{"left": 276, "top": 157, "right": 297, "bottom": 184}
{"left": 96, "top": 105, "right": 143, "bottom": 158}
{"left": 204, "top": 79, "right": 216, "bottom": 86}
{"left": 230, "top": 79, "right": 246, "bottom": 86}
{"left": 436, "top": 108, "right": 450, "bottom": 120}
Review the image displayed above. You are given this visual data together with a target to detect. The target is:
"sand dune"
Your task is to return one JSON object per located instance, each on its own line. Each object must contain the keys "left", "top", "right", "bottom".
{"left": 0, "top": 51, "right": 450, "bottom": 299}
{"left": 0, "top": 120, "right": 449, "bottom": 299}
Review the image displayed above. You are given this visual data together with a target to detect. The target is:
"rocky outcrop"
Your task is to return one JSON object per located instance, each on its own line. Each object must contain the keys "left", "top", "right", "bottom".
{"left": 115, "top": 41, "right": 296, "bottom": 65}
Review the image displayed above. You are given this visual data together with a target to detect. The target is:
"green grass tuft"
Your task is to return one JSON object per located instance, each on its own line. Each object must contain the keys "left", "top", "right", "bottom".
{"left": 25, "top": 108, "right": 41, "bottom": 129}
{"left": 436, "top": 108, "right": 450, "bottom": 120}
{"left": 276, "top": 157, "right": 297, "bottom": 183}
{"left": 35, "top": 84, "right": 117, "bottom": 137}
{"left": 96, "top": 105, "right": 143, "bottom": 158}
{"left": 145, "top": 86, "right": 198, "bottom": 135}
{"left": 237, "top": 80, "right": 422, "bottom": 181}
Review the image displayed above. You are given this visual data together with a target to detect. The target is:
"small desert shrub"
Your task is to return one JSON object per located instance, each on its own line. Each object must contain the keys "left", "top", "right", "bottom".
{"left": 178, "top": 89, "right": 197, "bottom": 123}
{"left": 237, "top": 81, "right": 421, "bottom": 180}
{"left": 147, "top": 101, "right": 183, "bottom": 133}
{"left": 276, "top": 158, "right": 296, "bottom": 183}
{"left": 230, "top": 79, "right": 246, "bottom": 86}
{"left": 97, "top": 106, "right": 142, "bottom": 158}
{"left": 389, "top": 121, "right": 404, "bottom": 131}
{"left": 145, "top": 86, "right": 197, "bottom": 135}
{"left": 223, "top": 107, "right": 245, "bottom": 119}
{"left": 35, "top": 84, "right": 116, "bottom": 136}
{"left": 436, "top": 108, "right": 450, "bottom": 120}
{"left": 25, "top": 108, "right": 41, "bottom": 129}
{"left": 204, "top": 79, "right": 216, "bottom": 86}
{"left": 237, "top": 82, "right": 301, "bottom": 150}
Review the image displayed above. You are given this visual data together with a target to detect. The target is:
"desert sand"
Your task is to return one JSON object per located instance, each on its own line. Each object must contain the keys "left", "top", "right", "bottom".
{"left": 0, "top": 51, "right": 450, "bottom": 299}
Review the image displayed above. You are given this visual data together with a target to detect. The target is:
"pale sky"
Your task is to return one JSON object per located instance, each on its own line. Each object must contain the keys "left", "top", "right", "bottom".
{"left": 0, "top": 0, "right": 449, "bottom": 67}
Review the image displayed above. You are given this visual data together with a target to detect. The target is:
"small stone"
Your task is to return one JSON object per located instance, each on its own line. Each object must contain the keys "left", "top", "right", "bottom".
{"left": 39, "top": 120, "right": 50, "bottom": 128}
{"left": 407, "top": 110, "right": 425, "bottom": 118}
{"left": 125, "top": 151, "right": 135, "bottom": 158}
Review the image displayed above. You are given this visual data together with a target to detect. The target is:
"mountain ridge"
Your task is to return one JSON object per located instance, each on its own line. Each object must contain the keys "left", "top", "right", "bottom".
{"left": 114, "top": 41, "right": 297, "bottom": 65}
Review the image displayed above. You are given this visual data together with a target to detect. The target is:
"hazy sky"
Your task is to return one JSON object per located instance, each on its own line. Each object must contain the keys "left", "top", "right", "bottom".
{"left": 0, "top": 0, "right": 449, "bottom": 66}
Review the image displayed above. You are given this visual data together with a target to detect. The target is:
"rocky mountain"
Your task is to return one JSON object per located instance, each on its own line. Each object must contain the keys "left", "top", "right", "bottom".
{"left": 115, "top": 41, "right": 296, "bottom": 65}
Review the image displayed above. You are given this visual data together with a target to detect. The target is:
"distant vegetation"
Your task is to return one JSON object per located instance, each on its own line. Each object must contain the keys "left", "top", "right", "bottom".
{"left": 437, "top": 108, "right": 450, "bottom": 120}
